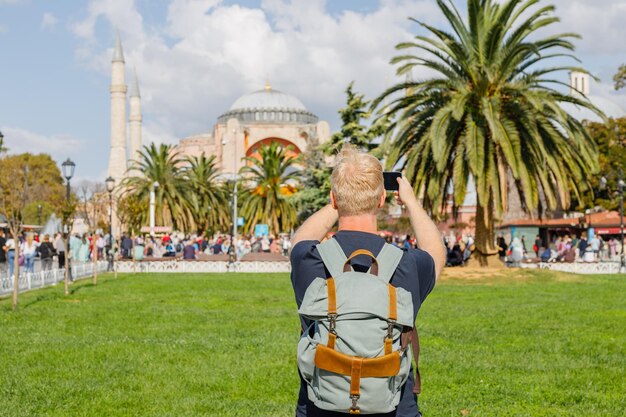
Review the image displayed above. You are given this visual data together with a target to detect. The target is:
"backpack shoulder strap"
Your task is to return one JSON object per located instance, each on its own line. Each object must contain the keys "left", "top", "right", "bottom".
{"left": 376, "top": 243, "right": 404, "bottom": 283}
{"left": 316, "top": 238, "right": 347, "bottom": 278}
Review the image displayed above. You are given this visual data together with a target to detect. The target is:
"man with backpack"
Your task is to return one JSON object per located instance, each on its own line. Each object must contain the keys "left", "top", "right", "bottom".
{"left": 290, "top": 146, "right": 445, "bottom": 417}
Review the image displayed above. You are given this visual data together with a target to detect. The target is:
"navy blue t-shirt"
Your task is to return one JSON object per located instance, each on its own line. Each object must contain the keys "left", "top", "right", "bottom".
{"left": 290, "top": 230, "right": 436, "bottom": 417}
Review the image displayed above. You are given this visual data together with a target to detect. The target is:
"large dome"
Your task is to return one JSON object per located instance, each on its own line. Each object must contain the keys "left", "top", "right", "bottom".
{"left": 229, "top": 87, "right": 308, "bottom": 112}
{"left": 218, "top": 85, "right": 318, "bottom": 125}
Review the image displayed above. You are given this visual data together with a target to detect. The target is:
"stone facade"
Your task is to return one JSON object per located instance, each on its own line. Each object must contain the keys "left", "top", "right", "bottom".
{"left": 176, "top": 84, "right": 331, "bottom": 173}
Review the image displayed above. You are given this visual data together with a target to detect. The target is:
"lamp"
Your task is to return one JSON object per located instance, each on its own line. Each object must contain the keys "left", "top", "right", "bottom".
{"left": 61, "top": 158, "right": 75, "bottom": 181}
{"left": 61, "top": 157, "right": 75, "bottom": 295}
{"left": 105, "top": 176, "right": 116, "bottom": 193}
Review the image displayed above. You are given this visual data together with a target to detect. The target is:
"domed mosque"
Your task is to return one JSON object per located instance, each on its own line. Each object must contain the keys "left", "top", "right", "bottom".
{"left": 176, "top": 82, "right": 331, "bottom": 174}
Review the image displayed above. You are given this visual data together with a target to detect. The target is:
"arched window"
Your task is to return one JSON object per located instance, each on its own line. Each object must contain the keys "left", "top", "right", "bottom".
{"left": 255, "top": 112, "right": 260, "bottom": 121}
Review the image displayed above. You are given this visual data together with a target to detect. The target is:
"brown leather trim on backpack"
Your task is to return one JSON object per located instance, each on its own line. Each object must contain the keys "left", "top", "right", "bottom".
{"left": 314, "top": 344, "right": 401, "bottom": 377}
{"left": 387, "top": 284, "right": 397, "bottom": 321}
{"left": 350, "top": 357, "right": 363, "bottom": 396}
{"left": 327, "top": 278, "right": 337, "bottom": 316}
{"left": 343, "top": 249, "right": 379, "bottom": 275}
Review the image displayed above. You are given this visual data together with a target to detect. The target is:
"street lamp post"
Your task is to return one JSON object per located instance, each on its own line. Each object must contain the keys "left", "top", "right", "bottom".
{"left": 149, "top": 181, "right": 159, "bottom": 237}
{"left": 105, "top": 176, "right": 115, "bottom": 273}
{"left": 37, "top": 204, "right": 42, "bottom": 227}
{"left": 61, "top": 158, "right": 75, "bottom": 296}
{"left": 222, "top": 129, "right": 239, "bottom": 263}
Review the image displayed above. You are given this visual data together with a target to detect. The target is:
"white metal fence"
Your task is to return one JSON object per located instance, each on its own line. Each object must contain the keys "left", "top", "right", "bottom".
{"left": 520, "top": 261, "right": 623, "bottom": 274}
{"left": 115, "top": 260, "right": 291, "bottom": 274}
{"left": 0, "top": 261, "right": 109, "bottom": 297}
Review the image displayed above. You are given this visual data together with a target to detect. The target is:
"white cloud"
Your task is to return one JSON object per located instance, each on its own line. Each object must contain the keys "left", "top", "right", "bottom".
{"left": 551, "top": 0, "right": 626, "bottom": 56}
{"left": 70, "top": 0, "right": 626, "bottom": 147}
{"left": 40, "top": 12, "right": 58, "bottom": 31}
{"left": 70, "top": 0, "right": 446, "bottom": 142}
{"left": 0, "top": 126, "right": 85, "bottom": 161}
{"left": 0, "top": 24, "right": 7, "bottom": 34}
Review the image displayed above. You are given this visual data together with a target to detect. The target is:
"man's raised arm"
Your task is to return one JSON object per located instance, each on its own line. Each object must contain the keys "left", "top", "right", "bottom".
{"left": 396, "top": 177, "right": 447, "bottom": 278}
{"left": 291, "top": 204, "right": 339, "bottom": 252}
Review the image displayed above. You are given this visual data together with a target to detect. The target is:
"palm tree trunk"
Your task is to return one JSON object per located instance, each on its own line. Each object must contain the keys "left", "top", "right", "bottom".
{"left": 472, "top": 199, "right": 501, "bottom": 267}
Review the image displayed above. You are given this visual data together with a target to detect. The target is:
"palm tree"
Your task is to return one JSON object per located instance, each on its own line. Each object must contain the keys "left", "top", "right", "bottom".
{"left": 122, "top": 143, "right": 191, "bottom": 232}
{"left": 182, "top": 153, "right": 229, "bottom": 234}
{"left": 239, "top": 142, "right": 300, "bottom": 235}
{"left": 373, "top": 0, "right": 601, "bottom": 265}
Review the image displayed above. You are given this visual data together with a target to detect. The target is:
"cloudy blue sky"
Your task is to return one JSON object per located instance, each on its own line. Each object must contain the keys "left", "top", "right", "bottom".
{"left": 0, "top": 0, "right": 625, "bottom": 181}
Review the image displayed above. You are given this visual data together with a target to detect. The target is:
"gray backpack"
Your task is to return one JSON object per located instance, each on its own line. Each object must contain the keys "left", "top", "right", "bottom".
{"left": 297, "top": 238, "right": 421, "bottom": 414}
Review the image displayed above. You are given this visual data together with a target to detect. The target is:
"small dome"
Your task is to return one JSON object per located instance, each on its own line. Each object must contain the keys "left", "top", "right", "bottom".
{"left": 562, "top": 95, "right": 625, "bottom": 123}
{"left": 218, "top": 84, "right": 319, "bottom": 125}
{"left": 229, "top": 86, "right": 308, "bottom": 112}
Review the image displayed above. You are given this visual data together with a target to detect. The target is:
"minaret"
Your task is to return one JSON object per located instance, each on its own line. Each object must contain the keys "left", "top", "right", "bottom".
{"left": 108, "top": 32, "right": 128, "bottom": 182}
{"left": 129, "top": 68, "right": 142, "bottom": 168}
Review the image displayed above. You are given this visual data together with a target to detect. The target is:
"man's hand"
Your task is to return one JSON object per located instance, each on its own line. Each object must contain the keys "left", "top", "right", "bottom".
{"left": 394, "top": 176, "right": 419, "bottom": 209}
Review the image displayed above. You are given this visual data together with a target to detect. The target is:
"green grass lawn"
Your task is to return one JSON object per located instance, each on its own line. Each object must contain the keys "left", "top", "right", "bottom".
{"left": 0, "top": 270, "right": 624, "bottom": 416}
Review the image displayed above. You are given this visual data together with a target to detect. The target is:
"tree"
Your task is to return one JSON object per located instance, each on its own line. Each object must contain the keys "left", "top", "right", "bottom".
{"left": 0, "top": 153, "right": 68, "bottom": 307}
{"left": 0, "top": 158, "right": 29, "bottom": 310}
{"left": 1, "top": 154, "right": 66, "bottom": 225}
{"left": 122, "top": 143, "right": 191, "bottom": 232}
{"left": 323, "top": 82, "right": 390, "bottom": 156}
{"left": 373, "top": 0, "right": 600, "bottom": 266}
{"left": 116, "top": 193, "right": 147, "bottom": 235}
{"left": 614, "top": 64, "right": 626, "bottom": 90}
{"left": 182, "top": 154, "right": 229, "bottom": 234}
{"left": 75, "top": 180, "right": 108, "bottom": 231}
{"left": 292, "top": 146, "right": 332, "bottom": 224}
{"left": 239, "top": 142, "right": 300, "bottom": 235}
{"left": 581, "top": 118, "right": 626, "bottom": 210}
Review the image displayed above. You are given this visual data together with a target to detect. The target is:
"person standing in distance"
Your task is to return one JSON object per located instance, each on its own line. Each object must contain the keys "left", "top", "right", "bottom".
{"left": 289, "top": 145, "right": 446, "bottom": 417}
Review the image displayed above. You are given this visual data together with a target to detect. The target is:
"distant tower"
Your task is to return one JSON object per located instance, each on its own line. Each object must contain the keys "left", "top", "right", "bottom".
{"left": 108, "top": 32, "right": 128, "bottom": 182}
{"left": 129, "top": 68, "right": 142, "bottom": 168}
{"left": 570, "top": 71, "right": 590, "bottom": 96}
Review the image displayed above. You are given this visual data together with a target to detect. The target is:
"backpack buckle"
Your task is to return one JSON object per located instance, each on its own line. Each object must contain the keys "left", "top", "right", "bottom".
{"left": 387, "top": 320, "right": 396, "bottom": 340}
{"left": 328, "top": 313, "right": 337, "bottom": 335}
{"left": 349, "top": 394, "right": 360, "bottom": 414}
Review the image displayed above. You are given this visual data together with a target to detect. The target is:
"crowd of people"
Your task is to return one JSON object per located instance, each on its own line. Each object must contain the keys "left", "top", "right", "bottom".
{"left": 0, "top": 229, "right": 112, "bottom": 278}
{"left": 4, "top": 226, "right": 620, "bottom": 277}
{"left": 115, "top": 233, "right": 294, "bottom": 261}
{"left": 498, "top": 233, "right": 624, "bottom": 265}
{"left": 0, "top": 229, "right": 301, "bottom": 277}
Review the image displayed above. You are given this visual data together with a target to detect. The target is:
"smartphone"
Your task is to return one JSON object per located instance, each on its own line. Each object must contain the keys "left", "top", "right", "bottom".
{"left": 383, "top": 172, "right": 402, "bottom": 191}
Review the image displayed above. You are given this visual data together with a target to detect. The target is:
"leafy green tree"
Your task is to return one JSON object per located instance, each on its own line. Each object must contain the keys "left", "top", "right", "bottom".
{"left": 182, "top": 153, "right": 229, "bottom": 234}
{"left": 583, "top": 118, "right": 626, "bottom": 210}
{"left": 116, "top": 193, "right": 147, "bottom": 235}
{"left": 123, "top": 143, "right": 191, "bottom": 232}
{"left": 292, "top": 146, "right": 332, "bottom": 224}
{"left": 0, "top": 154, "right": 67, "bottom": 225}
{"left": 373, "top": 0, "right": 600, "bottom": 265}
{"left": 239, "top": 142, "right": 300, "bottom": 235}
{"left": 323, "top": 82, "right": 390, "bottom": 156}
{"left": 614, "top": 64, "right": 626, "bottom": 90}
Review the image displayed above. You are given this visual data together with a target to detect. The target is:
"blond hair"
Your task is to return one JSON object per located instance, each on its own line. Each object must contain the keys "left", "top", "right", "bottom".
{"left": 331, "top": 145, "right": 384, "bottom": 216}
